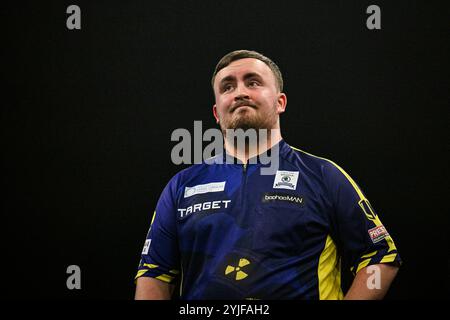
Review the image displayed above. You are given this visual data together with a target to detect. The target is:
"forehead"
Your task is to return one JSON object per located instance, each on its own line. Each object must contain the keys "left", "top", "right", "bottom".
{"left": 215, "top": 58, "right": 274, "bottom": 83}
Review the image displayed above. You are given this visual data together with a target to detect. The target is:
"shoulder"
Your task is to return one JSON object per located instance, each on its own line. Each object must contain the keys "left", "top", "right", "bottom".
{"left": 163, "top": 160, "right": 220, "bottom": 196}
{"left": 284, "top": 143, "right": 359, "bottom": 193}
{"left": 283, "top": 143, "right": 342, "bottom": 177}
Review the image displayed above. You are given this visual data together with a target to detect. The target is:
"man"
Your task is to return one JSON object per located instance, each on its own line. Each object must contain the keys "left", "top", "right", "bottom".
{"left": 134, "top": 50, "right": 401, "bottom": 300}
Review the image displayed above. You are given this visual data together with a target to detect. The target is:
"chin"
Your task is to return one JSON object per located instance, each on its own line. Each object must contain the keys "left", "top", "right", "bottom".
{"left": 232, "top": 118, "right": 262, "bottom": 131}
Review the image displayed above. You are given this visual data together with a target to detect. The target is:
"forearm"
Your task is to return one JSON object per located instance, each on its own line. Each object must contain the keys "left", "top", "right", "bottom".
{"left": 344, "top": 263, "right": 399, "bottom": 300}
{"left": 135, "top": 277, "right": 175, "bottom": 300}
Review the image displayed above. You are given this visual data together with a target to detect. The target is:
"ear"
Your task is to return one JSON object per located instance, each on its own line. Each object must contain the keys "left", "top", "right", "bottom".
{"left": 212, "top": 104, "right": 220, "bottom": 124}
{"left": 276, "top": 93, "right": 287, "bottom": 114}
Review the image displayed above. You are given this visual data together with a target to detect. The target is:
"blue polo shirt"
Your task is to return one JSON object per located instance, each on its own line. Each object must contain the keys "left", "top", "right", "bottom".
{"left": 135, "top": 139, "right": 401, "bottom": 299}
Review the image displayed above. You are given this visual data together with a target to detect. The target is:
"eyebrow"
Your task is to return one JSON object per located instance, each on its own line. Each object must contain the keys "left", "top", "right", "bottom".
{"left": 219, "top": 72, "right": 263, "bottom": 86}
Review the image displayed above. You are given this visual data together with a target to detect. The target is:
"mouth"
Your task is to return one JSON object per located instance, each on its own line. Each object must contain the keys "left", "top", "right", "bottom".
{"left": 231, "top": 102, "right": 256, "bottom": 112}
{"left": 235, "top": 105, "right": 251, "bottom": 111}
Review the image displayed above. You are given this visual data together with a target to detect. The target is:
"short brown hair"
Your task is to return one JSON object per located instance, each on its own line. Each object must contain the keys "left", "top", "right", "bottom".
{"left": 211, "top": 50, "right": 284, "bottom": 92}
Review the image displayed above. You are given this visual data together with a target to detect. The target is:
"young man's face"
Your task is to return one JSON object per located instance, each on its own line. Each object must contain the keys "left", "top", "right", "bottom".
{"left": 213, "top": 58, "right": 287, "bottom": 132}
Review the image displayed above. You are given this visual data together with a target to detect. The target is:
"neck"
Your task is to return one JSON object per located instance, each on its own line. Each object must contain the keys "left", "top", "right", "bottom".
{"left": 223, "top": 129, "right": 282, "bottom": 163}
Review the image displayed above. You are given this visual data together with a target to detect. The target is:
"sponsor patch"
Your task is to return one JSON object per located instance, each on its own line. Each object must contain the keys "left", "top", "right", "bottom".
{"left": 273, "top": 170, "right": 299, "bottom": 190}
{"left": 262, "top": 192, "right": 305, "bottom": 206}
{"left": 142, "top": 239, "right": 151, "bottom": 255}
{"left": 368, "top": 225, "right": 389, "bottom": 243}
{"left": 178, "top": 200, "right": 231, "bottom": 218}
{"left": 184, "top": 181, "right": 226, "bottom": 198}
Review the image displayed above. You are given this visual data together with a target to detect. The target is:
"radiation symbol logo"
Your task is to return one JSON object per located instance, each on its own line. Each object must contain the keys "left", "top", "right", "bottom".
{"left": 225, "top": 258, "right": 251, "bottom": 280}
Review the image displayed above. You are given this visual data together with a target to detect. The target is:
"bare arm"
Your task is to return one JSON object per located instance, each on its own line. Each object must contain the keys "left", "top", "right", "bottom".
{"left": 344, "top": 263, "right": 399, "bottom": 300}
{"left": 134, "top": 277, "right": 175, "bottom": 300}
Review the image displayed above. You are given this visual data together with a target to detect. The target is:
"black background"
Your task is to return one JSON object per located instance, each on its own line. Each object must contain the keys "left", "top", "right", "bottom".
{"left": 2, "top": 0, "right": 449, "bottom": 299}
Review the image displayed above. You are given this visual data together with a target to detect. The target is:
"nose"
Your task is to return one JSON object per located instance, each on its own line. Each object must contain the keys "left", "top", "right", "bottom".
{"left": 234, "top": 83, "right": 250, "bottom": 101}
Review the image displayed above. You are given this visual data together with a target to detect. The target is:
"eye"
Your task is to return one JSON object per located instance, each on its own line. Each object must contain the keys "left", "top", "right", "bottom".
{"left": 248, "top": 80, "right": 260, "bottom": 87}
{"left": 223, "top": 84, "right": 234, "bottom": 92}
